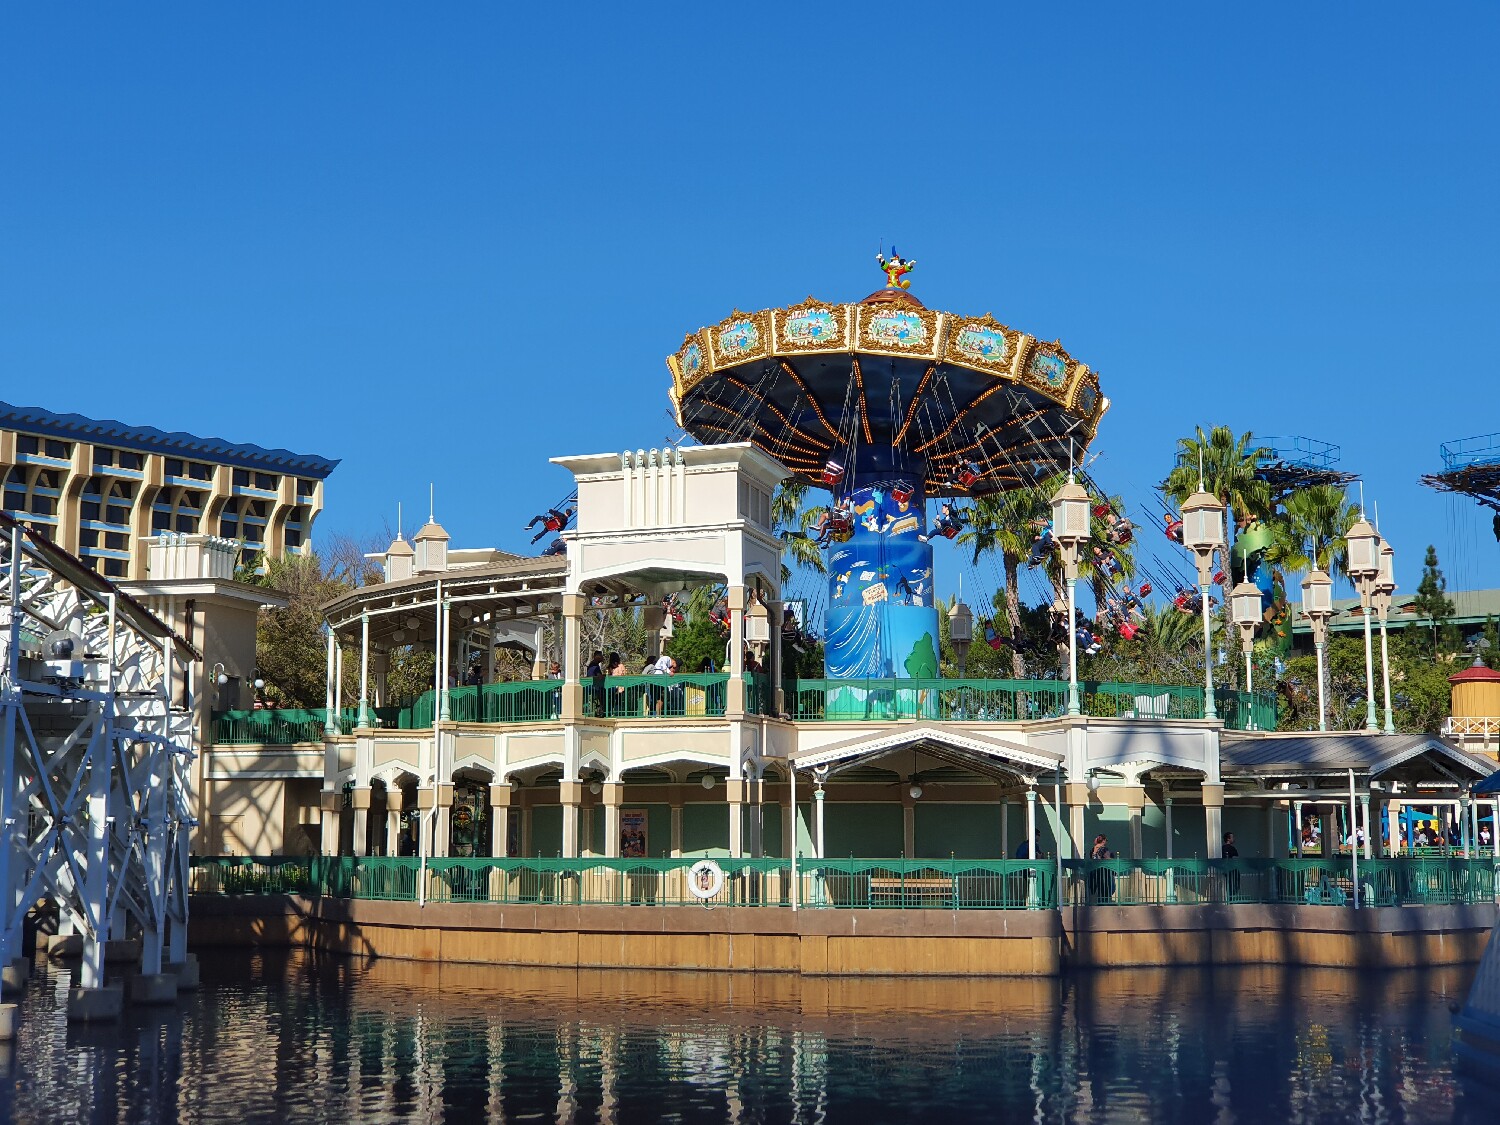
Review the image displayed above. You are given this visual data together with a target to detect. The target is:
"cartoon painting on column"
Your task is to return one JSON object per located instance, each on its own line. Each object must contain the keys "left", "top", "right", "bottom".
{"left": 824, "top": 477, "right": 938, "bottom": 680}
{"left": 621, "top": 809, "right": 648, "bottom": 858}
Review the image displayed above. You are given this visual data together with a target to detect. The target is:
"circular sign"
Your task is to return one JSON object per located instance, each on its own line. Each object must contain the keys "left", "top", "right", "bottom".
{"left": 687, "top": 859, "right": 725, "bottom": 900}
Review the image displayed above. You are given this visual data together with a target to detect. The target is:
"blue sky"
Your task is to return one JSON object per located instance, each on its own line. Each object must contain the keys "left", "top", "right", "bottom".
{"left": 4, "top": 4, "right": 1497, "bottom": 607}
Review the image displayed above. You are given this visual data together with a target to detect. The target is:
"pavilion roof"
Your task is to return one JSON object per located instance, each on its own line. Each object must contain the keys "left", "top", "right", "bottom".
{"left": 1220, "top": 732, "right": 1494, "bottom": 781}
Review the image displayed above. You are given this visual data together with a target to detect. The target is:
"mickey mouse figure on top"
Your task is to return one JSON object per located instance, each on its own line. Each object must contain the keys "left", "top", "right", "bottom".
{"left": 876, "top": 245, "right": 915, "bottom": 290}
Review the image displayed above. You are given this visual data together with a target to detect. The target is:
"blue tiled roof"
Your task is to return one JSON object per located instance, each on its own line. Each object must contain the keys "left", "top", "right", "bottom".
{"left": 0, "top": 401, "right": 338, "bottom": 478}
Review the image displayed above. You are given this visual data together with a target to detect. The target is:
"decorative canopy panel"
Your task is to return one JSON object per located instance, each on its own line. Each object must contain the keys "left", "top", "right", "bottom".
{"left": 667, "top": 289, "right": 1108, "bottom": 500}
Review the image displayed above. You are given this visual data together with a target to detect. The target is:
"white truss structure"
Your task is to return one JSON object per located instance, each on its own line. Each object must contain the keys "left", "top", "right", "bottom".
{"left": 0, "top": 514, "right": 196, "bottom": 989}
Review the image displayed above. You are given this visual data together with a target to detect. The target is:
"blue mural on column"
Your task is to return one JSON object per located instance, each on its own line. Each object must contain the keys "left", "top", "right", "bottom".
{"left": 824, "top": 473, "right": 939, "bottom": 698}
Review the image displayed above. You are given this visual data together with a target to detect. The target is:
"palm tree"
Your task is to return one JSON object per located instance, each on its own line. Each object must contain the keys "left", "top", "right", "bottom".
{"left": 1163, "top": 426, "right": 1273, "bottom": 533}
{"left": 959, "top": 485, "right": 1054, "bottom": 676}
{"left": 772, "top": 479, "right": 827, "bottom": 580}
{"left": 1265, "top": 484, "right": 1359, "bottom": 579}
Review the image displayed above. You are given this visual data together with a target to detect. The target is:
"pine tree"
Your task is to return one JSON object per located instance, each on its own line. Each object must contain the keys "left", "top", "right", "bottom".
{"left": 1410, "top": 545, "right": 1454, "bottom": 654}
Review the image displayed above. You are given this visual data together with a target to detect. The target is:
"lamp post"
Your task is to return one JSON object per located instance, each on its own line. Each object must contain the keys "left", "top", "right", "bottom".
{"left": 1374, "top": 538, "right": 1397, "bottom": 735}
{"left": 1346, "top": 515, "right": 1381, "bottom": 732}
{"left": 1050, "top": 477, "right": 1091, "bottom": 716}
{"left": 1230, "top": 579, "right": 1262, "bottom": 730}
{"left": 948, "top": 599, "right": 973, "bottom": 678}
{"left": 1181, "top": 487, "right": 1226, "bottom": 721}
{"left": 1301, "top": 568, "right": 1334, "bottom": 731}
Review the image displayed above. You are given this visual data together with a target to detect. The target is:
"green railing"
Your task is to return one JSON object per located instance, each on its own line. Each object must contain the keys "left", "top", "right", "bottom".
{"left": 189, "top": 856, "right": 1058, "bottom": 909}
{"left": 211, "top": 707, "right": 402, "bottom": 745}
{"left": 190, "top": 855, "right": 1500, "bottom": 909}
{"left": 582, "top": 674, "right": 732, "bottom": 719}
{"left": 213, "top": 679, "right": 1276, "bottom": 742}
{"left": 1060, "top": 856, "right": 1500, "bottom": 907}
{"left": 790, "top": 679, "right": 1275, "bottom": 730}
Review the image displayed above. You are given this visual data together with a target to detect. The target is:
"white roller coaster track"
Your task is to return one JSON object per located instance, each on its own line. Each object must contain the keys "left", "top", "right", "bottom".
{"left": 0, "top": 513, "right": 196, "bottom": 990}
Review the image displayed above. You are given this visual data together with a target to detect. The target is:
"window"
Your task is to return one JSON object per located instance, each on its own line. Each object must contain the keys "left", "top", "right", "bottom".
{"left": 219, "top": 518, "right": 237, "bottom": 538}
{"left": 189, "top": 462, "right": 212, "bottom": 481}
{"left": 44, "top": 439, "right": 70, "bottom": 459}
{"left": 103, "top": 559, "right": 126, "bottom": 578}
{"left": 285, "top": 528, "right": 302, "bottom": 547}
{"left": 82, "top": 501, "right": 101, "bottom": 521}
{"left": 94, "top": 447, "right": 114, "bottom": 467}
{"left": 297, "top": 478, "right": 315, "bottom": 497}
{"left": 174, "top": 514, "right": 196, "bottom": 532}
{"left": 254, "top": 472, "right": 277, "bottom": 491}
{"left": 104, "top": 532, "right": 128, "bottom": 551}
{"left": 232, "top": 469, "right": 249, "bottom": 487}
{"left": 80, "top": 529, "right": 99, "bottom": 548}
{"left": 17, "top": 436, "right": 38, "bottom": 455}
{"left": 152, "top": 510, "right": 171, "bottom": 531}
{"left": 118, "top": 451, "right": 142, "bottom": 470}
{"left": 164, "top": 458, "right": 183, "bottom": 477}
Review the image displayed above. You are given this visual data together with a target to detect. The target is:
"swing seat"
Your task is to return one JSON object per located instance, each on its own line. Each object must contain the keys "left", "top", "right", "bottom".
{"left": 891, "top": 483, "right": 914, "bottom": 504}
{"left": 821, "top": 460, "right": 845, "bottom": 486}
{"left": 1091, "top": 503, "right": 1111, "bottom": 518}
{"left": 957, "top": 463, "right": 981, "bottom": 488}
{"left": 1112, "top": 528, "right": 1133, "bottom": 545}
{"left": 1138, "top": 583, "right": 1152, "bottom": 597}
{"left": 1119, "top": 623, "right": 1139, "bottom": 640}
{"left": 940, "top": 523, "right": 960, "bottom": 540}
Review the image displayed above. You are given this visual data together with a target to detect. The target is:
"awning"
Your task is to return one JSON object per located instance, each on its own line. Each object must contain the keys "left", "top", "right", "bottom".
{"left": 791, "top": 723, "right": 1063, "bottom": 782}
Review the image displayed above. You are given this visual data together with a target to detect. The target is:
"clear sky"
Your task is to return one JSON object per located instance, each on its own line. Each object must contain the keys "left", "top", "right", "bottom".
{"left": 4, "top": 4, "right": 1497, "bottom": 607}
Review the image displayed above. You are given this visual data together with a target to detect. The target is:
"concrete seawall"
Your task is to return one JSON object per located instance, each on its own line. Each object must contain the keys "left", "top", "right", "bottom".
{"left": 190, "top": 895, "right": 1497, "bottom": 976}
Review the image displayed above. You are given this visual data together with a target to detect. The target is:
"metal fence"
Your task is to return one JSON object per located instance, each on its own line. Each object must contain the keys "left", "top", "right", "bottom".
{"left": 212, "top": 677, "right": 1273, "bottom": 744}
{"left": 191, "top": 855, "right": 1498, "bottom": 910}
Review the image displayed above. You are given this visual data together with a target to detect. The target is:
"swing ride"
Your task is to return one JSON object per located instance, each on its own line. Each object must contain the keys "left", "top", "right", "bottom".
{"left": 1421, "top": 433, "right": 1500, "bottom": 542}
{"left": 667, "top": 257, "right": 1107, "bottom": 681}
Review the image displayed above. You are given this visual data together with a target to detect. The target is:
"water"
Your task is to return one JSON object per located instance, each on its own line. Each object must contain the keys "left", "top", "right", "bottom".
{"left": 0, "top": 949, "right": 1490, "bottom": 1123}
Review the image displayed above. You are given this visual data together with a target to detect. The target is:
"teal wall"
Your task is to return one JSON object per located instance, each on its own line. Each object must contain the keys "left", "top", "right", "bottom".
{"left": 914, "top": 804, "right": 1001, "bottom": 859}
{"left": 824, "top": 803, "right": 903, "bottom": 857}
{"left": 682, "top": 803, "right": 729, "bottom": 856}
{"left": 761, "top": 802, "right": 784, "bottom": 857}
{"left": 530, "top": 805, "right": 562, "bottom": 857}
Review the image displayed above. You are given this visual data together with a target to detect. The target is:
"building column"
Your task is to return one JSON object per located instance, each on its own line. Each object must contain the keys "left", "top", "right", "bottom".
{"left": 561, "top": 593, "right": 585, "bottom": 721}
{"left": 372, "top": 650, "right": 389, "bottom": 709}
{"left": 670, "top": 799, "right": 684, "bottom": 859}
{"left": 725, "top": 585, "right": 747, "bottom": 717}
{"left": 746, "top": 775, "right": 764, "bottom": 858}
{"left": 357, "top": 612, "right": 376, "bottom": 728}
{"left": 319, "top": 790, "right": 342, "bottom": 857}
{"left": 560, "top": 781, "right": 582, "bottom": 859}
{"left": 1203, "top": 783, "right": 1225, "bottom": 859}
{"left": 1294, "top": 801, "right": 1305, "bottom": 857}
{"left": 813, "top": 782, "right": 826, "bottom": 860}
{"left": 437, "top": 596, "right": 452, "bottom": 722}
{"left": 1360, "top": 793, "right": 1373, "bottom": 860}
{"left": 489, "top": 783, "right": 512, "bottom": 857}
{"left": 1025, "top": 788, "right": 1038, "bottom": 859}
{"left": 323, "top": 631, "right": 338, "bottom": 738}
{"left": 902, "top": 783, "right": 916, "bottom": 859}
{"left": 435, "top": 784, "right": 454, "bottom": 857}
{"left": 1065, "top": 782, "right": 1088, "bottom": 860}
{"left": 642, "top": 605, "right": 665, "bottom": 662}
{"left": 1000, "top": 798, "right": 1010, "bottom": 859}
{"left": 1265, "top": 801, "right": 1279, "bottom": 859}
{"left": 350, "top": 786, "right": 372, "bottom": 856}
{"left": 1123, "top": 785, "right": 1146, "bottom": 861}
{"left": 1165, "top": 796, "right": 1175, "bottom": 860}
{"left": 726, "top": 778, "right": 747, "bottom": 859}
{"left": 780, "top": 782, "right": 793, "bottom": 860}
{"left": 765, "top": 597, "right": 784, "bottom": 717}
{"left": 602, "top": 781, "right": 623, "bottom": 858}
{"left": 417, "top": 787, "right": 435, "bottom": 858}
{"left": 386, "top": 788, "right": 406, "bottom": 857}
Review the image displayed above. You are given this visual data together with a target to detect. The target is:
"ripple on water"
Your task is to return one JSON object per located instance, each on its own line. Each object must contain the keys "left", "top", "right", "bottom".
{"left": 0, "top": 949, "right": 1490, "bottom": 1123}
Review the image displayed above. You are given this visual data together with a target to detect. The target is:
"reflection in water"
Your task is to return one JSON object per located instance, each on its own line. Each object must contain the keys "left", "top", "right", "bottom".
{"left": 0, "top": 949, "right": 1488, "bottom": 1122}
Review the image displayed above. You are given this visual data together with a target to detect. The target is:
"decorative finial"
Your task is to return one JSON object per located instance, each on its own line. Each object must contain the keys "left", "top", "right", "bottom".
{"left": 429, "top": 482, "right": 435, "bottom": 524}
{"left": 876, "top": 245, "right": 915, "bottom": 290}
{"left": 397, "top": 501, "right": 404, "bottom": 541}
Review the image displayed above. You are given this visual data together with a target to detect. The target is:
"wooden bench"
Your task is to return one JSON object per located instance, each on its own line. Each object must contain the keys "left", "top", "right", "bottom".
{"left": 868, "top": 875, "right": 953, "bottom": 906}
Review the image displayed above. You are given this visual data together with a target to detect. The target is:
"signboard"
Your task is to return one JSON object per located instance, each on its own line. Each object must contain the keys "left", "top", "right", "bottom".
{"left": 621, "top": 809, "right": 648, "bottom": 858}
